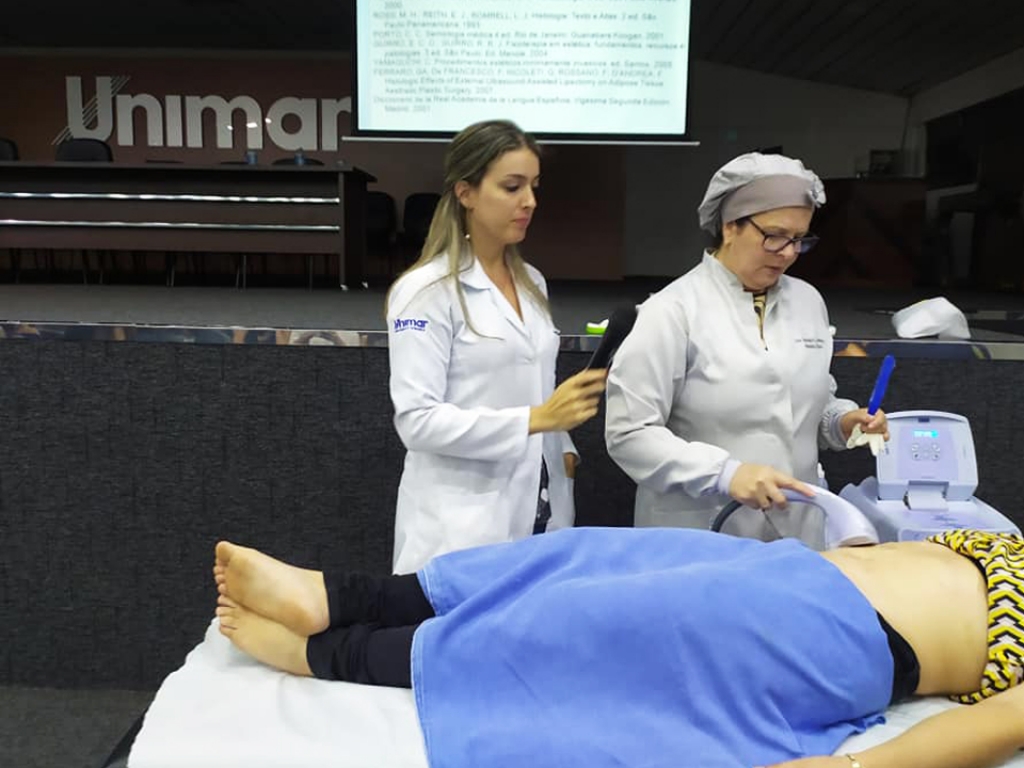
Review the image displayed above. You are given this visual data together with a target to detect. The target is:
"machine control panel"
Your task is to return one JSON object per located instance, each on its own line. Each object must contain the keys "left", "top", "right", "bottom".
{"left": 894, "top": 420, "right": 959, "bottom": 484}
{"left": 900, "top": 425, "right": 956, "bottom": 471}
{"left": 876, "top": 411, "right": 978, "bottom": 502}
{"left": 908, "top": 427, "right": 942, "bottom": 461}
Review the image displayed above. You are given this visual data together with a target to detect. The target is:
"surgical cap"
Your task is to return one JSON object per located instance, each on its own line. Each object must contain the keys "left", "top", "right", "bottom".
{"left": 697, "top": 152, "right": 826, "bottom": 234}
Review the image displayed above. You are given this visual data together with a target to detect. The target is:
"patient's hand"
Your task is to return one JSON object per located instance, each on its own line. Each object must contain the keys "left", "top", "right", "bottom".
{"left": 757, "top": 756, "right": 849, "bottom": 767}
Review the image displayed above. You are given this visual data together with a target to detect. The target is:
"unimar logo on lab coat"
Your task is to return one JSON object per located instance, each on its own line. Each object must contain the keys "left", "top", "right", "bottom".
{"left": 394, "top": 317, "right": 429, "bottom": 332}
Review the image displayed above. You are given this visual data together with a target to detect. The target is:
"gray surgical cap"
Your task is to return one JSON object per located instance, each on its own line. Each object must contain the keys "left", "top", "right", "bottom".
{"left": 697, "top": 152, "right": 826, "bottom": 233}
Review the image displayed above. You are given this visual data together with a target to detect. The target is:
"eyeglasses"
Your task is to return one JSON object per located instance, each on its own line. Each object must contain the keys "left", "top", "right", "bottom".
{"left": 745, "top": 218, "right": 820, "bottom": 254}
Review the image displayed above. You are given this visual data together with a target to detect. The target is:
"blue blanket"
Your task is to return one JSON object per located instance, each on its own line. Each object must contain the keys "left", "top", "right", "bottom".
{"left": 412, "top": 527, "right": 891, "bottom": 768}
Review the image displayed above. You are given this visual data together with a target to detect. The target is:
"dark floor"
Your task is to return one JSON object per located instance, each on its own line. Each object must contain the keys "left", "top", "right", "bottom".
{"left": 0, "top": 686, "right": 153, "bottom": 768}
{"left": 1, "top": 281, "right": 1024, "bottom": 340}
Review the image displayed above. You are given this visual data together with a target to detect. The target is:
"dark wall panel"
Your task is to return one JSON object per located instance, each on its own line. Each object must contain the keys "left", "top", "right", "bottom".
{"left": 0, "top": 341, "right": 1021, "bottom": 688}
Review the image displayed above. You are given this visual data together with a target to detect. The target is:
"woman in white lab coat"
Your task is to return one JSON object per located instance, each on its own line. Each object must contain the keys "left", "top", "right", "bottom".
{"left": 386, "top": 120, "right": 607, "bottom": 574}
{"left": 604, "top": 153, "right": 888, "bottom": 547}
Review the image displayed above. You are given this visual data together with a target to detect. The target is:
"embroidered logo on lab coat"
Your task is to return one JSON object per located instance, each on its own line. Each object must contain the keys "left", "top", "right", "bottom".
{"left": 394, "top": 317, "right": 429, "bottom": 333}
{"left": 797, "top": 337, "right": 826, "bottom": 348}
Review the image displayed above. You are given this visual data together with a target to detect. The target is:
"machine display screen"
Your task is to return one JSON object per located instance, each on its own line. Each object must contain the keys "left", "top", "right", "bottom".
{"left": 913, "top": 429, "right": 939, "bottom": 438}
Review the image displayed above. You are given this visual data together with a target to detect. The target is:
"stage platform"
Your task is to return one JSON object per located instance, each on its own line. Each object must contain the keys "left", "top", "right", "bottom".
{"left": 1, "top": 282, "right": 1024, "bottom": 359}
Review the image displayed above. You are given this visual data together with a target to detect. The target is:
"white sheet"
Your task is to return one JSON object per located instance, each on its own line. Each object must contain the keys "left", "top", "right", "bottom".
{"left": 130, "top": 621, "right": 427, "bottom": 768}
{"left": 130, "top": 620, "right": 1024, "bottom": 768}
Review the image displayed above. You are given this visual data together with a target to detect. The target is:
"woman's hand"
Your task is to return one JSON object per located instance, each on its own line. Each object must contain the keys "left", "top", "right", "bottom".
{"left": 728, "top": 463, "right": 817, "bottom": 510}
{"left": 529, "top": 369, "right": 607, "bottom": 434}
{"left": 840, "top": 408, "right": 889, "bottom": 442}
{"left": 563, "top": 452, "right": 579, "bottom": 479}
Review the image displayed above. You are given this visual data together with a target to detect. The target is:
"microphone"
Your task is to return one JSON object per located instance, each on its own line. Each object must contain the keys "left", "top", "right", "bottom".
{"left": 586, "top": 305, "right": 638, "bottom": 370}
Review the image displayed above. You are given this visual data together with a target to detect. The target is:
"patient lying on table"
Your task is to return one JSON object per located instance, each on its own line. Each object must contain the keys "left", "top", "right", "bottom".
{"left": 213, "top": 527, "right": 1024, "bottom": 768}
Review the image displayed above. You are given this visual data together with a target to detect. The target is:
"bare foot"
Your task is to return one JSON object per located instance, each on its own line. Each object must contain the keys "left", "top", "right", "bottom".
{"left": 217, "top": 597, "right": 312, "bottom": 677}
{"left": 215, "top": 541, "right": 329, "bottom": 636}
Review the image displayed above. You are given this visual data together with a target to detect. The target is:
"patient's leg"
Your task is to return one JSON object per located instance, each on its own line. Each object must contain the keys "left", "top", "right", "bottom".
{"left": 216, "top": 597, "right": 313, "bottom": 677}
{"left": 215, "top": 541, "right": 435, "bottom": 633}
{"left": 215, "top": 541, "right": 330, "bottom": 637}
{"left": 304, "top": 621, "right": 416, "bottom": 688}
{"left": 218, "top": 594, "right": 416, "bottom": 687}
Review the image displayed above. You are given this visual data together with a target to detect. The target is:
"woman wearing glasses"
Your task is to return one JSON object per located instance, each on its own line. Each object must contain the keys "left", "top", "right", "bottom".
{"left": 604, "top": 153, "right": 888, "bottom": 546}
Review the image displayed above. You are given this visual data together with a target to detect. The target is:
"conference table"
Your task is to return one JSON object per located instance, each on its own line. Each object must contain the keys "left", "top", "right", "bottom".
{"left": 0, "top": 161, "right": 376, "bottom": 287}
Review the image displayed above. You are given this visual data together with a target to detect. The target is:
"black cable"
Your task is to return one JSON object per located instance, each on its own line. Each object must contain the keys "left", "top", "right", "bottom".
{"left": 710, "top": 500, "right": 743, "bottom": 533}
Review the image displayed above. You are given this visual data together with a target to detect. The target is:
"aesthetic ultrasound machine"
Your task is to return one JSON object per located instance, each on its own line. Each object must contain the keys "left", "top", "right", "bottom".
{"left": 713, "top": 410, "right": 1019, "bottom": 547}
{"left": 839, "top": 410, "right": 1020, "bottom": 541}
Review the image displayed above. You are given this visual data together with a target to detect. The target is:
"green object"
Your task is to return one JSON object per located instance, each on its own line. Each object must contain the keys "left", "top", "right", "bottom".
{"left": 586, "top": 319, "right": 608, "bottom": 335}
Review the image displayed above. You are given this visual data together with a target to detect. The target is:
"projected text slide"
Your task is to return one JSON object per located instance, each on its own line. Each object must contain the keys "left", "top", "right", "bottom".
{"left": 356, "top": 0, "right": 690, "bottom": 136}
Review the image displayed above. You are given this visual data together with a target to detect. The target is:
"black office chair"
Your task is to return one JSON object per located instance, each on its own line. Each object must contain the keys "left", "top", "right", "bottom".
{"left": 0, "top": 137, "right": 19, "bottom": 160}
{"left": 216, "top": 158, "right": 262, "bottom": 284}
{"left": 399, "top": 192, "right": 441, "bottom": 263}
{"left": 0, "top": 139, "right": 21, "bottom": 281}
{"left": 365, "top": 190, "right": 398, "bottom": 279}
{"left": 55, "top": 138, "right": 113, "bottom": 162}
{"left": 53, "top": 139, "right": 114, "bottom": 282}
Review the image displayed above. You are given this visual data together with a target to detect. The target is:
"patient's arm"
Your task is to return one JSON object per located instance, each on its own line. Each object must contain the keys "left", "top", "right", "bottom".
{"left": 765, "top": 685, "right": 1024, "bottom": 768}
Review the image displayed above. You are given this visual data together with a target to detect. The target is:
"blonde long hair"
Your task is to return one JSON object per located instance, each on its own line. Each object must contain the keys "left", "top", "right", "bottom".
{"left": 386, "top": 120, "right": 550, "bottom": 328}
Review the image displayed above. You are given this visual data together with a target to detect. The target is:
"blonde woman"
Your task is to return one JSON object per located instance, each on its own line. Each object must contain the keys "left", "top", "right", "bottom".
{"left": 385, "top": 120, "right": 606, "bottom": 574}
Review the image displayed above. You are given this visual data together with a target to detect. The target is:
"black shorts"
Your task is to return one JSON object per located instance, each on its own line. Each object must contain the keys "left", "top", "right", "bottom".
{"left": 876, "top": 612, "right": 921, "bottom": 704}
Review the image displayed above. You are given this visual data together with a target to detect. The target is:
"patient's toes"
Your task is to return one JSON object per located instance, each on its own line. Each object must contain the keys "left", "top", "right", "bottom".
{"left": 215, "top": 541, "right": 236, "bottom": 567}
{"left": 216, "top": 605, "right": 238, "bottom": 631}
{"left": 219, "top": 606, "right": 312, "bottom": 677}
{"left": 219, "top": 544, "right": 328, "bottom": 637}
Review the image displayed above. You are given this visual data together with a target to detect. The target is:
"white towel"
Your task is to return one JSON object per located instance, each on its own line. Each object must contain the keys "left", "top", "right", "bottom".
{"left": 846, "top": 423, "right": 886, "bottom": 456}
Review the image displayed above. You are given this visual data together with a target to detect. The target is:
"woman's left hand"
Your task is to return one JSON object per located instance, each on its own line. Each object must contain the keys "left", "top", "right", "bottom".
{"left": 563, "top": 452, "right": 579, "bottom": 480}
{"left": 840, "top": 407, "right": 889, "bottom": 442}
{"left": 757, "top": 756, "right": 850, "bottom": 768}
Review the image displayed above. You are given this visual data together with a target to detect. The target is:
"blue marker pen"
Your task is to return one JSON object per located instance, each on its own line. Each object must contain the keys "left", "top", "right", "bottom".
{"left": 867, "top": 354, "right": 896, "bottom": 415}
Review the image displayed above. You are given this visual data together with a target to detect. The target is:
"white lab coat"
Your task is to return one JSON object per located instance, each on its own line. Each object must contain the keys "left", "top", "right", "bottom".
{"left": 605, "top": 251, "right": 857, "bottom": 546}
{"left": 387, "top": 253, "right": 576, "bottom": 574}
